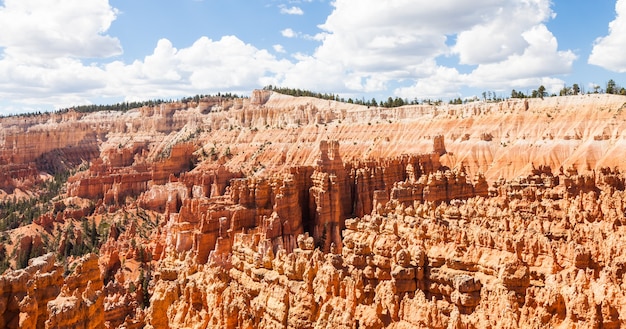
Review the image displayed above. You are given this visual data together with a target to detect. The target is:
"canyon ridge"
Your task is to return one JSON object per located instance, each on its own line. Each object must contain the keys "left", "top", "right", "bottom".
{"left": 1, "top": 90, "right": 626, "bottom": 328}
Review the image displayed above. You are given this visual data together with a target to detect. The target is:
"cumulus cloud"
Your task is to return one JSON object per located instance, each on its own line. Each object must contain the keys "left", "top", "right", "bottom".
{"left": 395, "top": 23, "right": 575, "bottom": 100}
{"left": 284, "top": 0, "right": 574, "bottom": 97}
{"left": 0, "top": 0, "right": 578, "bottom": 111}
{"left": 395, "top": 66, "right": 466, "bottom": 100}
{"left": 0, "top": 0, "right": 121, "bottom": 59}
{"left": 589, "top": 0, "right": 626, "bottom": 72}
{"left": 281, "top": 28, "right": 298, "bottom": 38}
{"left": 467, "top": 25, "right": 576, "bottom": 87}
{"left": 0, "top": 56, "right": 108, "bottom": 107}
{"left": 0, "top": 0, "right": 121, "bottom": 108}
{"left": 97, "top": 36, "right": 292, "bottom": 102}
{"left": 273, "top": 44, "right": 286, "bottom": 53}
{"left": 0, "top": 0, "right": 292, "bottom": 110}
{"left": 0, "top": 35, "right": 292, "bottom": 108}
{"left": 453, "top": 0, "right": 554, "bottom": 65}
{"left": 280, "top": 5, "right": 304, "bottom": 15}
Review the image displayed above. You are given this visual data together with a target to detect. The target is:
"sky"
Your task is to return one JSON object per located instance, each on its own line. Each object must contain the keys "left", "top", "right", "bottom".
{"left": 0, "top": 0, "right": 625, "bottom": 114}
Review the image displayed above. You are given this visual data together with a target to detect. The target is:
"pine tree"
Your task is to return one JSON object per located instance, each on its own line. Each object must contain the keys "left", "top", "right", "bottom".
{"left": 90, "top": 220, "right": 98, "bottom": 251}
{"left": 606, "top": 79, "right": 617, "bottom": 94}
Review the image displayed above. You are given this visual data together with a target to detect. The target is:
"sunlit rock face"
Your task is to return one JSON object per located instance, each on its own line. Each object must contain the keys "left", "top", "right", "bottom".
{"left": 2, "top": 91, "right": 626, "bottom": 328}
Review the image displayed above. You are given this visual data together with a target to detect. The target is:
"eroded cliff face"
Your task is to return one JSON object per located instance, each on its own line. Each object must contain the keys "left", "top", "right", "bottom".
{"left": 0, "top": 253, "right": 103, "bottom": 329}
{"left": 2, "top": 92, "right": 626, "bottom": 328}
{"left": 145, "top": 162, "right": 626, "bottom": 329}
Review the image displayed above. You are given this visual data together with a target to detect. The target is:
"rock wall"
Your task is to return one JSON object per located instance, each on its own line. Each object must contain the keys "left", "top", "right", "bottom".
{"left": 45, "top": 254, "right": 104, "bottom": 329}
{"left": 0, "top": 253, "right": 103, "bottom": 329}
{"left": 67, "top": 143, "right": 196, "bottom": 206}
{"left": 0, "top": 254, "right": 61, "bottom": 329}
{"left": 147, "top": 163, "right": 626, "bottom": 328}
{"left": 6, "top": 92, "right": 626, "bottom": 199}
{"left": 3, "top": 92, "right": 626, "bottom": 328}
{"left": 145, "top": 137, "right": 470, "bottom": 268}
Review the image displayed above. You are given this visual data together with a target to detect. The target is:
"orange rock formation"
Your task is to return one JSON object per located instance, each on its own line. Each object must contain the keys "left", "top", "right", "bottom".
{"left": 2, "top": 91, "right": 626, "bottom": 328}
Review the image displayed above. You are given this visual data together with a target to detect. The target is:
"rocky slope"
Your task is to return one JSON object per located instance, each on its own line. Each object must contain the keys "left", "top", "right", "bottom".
{"left": 1, "top": 91, "right": 626, "bottom": 328}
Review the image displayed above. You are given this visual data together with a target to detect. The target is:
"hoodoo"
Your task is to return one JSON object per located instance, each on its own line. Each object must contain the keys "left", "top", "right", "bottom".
{"left": 2, "top": 91, "right": 626, "bottom": 328}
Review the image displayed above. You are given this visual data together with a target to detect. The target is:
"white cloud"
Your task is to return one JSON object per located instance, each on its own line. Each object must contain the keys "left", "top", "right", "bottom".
{"left": 396, "top": 23, "right": 575, "bottom": 99}
{"left": 467, "top": 25, "right": 576, "bottom": 87}
{"left": 0, "top": 0, "right": 294, "bottom": 111}
{"left": 395, "top": 66, "right": 465, "bottom": 99}
{"left": 0, "top": 0, "right": 578, "bottom": 112}
{"left": 103, "top": 36, "right": 293, "bottom": 101}
{"left": 280, "top": 5, "right": 304, "bottom": 15}
{"left": 273, "top": 44, "right": 286, "bottom": 53}
{"left": 0, "top": 34, "right": 291, "bottom": 109}
{"left": 281, "top": 0, "right": 575, "bottom": 98}
{"left": 302, "top": 33, "right": 327, "bottom": 41}
{"left": 589, "top": 0, "right": 626, "bottom": 72}
{"left": 281, "top": 28, "right": 298, "bottom": 38}
{"left": 0, "top": 0, "right": 121, "bottom": 108}
{"left": 0, "top": 0, "right": 121, "bottom": 59}
{"left": 282, "top": 53, "right": 347, "bottom": 92}
{"left": 453, "top": 0, "right": 553, "bottom": 65}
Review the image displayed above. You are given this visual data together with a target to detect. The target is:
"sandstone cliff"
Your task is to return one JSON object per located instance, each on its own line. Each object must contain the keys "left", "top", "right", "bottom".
{"left": 1, "top": 91, "right": 626, "bottom": 328}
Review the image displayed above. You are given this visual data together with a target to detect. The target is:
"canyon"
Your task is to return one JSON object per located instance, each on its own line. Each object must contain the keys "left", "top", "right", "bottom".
{"left": 1, "top": 90, "right": 626, "bottom": 328}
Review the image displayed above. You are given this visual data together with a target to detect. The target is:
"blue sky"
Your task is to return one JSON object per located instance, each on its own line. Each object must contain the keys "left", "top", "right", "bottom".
{"left": 0, "top": 0, "right": 625, "bottom": 113}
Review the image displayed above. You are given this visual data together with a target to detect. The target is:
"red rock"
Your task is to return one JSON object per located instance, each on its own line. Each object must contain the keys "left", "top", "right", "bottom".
{"left": 5, "top": 92, "right": 626, "bottom": 328}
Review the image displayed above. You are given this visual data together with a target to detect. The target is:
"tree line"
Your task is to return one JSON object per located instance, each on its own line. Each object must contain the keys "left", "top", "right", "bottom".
{"left": 511, "top": 79, "right": 626, "bottom": 100}
{"left": 59, "top": 93, "right": 244, "bottom": 114}
{"left": 268, "top": 82, "right": 623, "bottom": 108}
{"left": 264, "top": 85, "right": 435, "bottom": 107}
{"left": 0, "top": 93, "right": 246, "bottom": 119}
{"left": 3, "top": 79, "right": 626, "bottom": 120}
{"left": 0, "top": 170, "right": 70, "bottom": 231}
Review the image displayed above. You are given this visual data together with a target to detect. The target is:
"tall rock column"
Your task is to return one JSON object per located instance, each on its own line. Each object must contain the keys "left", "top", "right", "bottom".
{"left": 45, "top": 254, "right": 104, "bottom": 329}
{"left": 433, "top": 134, "right": 446, "bottom": 156}
{"left": 273, "top": 175, "right": 304, "bottom": 252}
{"left": 309, "top": 141, "right": 349, "bottom": 253}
